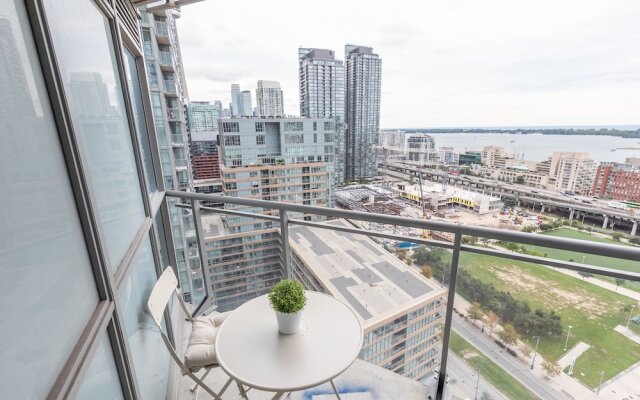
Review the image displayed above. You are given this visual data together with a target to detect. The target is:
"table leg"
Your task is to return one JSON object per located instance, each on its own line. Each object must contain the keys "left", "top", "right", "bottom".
{"left": 236, "top": 382, "right": 250, "bottom": 400}
{"left": 330, "top": 380, "right": 343, "bottom": 400}
{"left": 270, "top": 392, "right": 286, "bottom": 400}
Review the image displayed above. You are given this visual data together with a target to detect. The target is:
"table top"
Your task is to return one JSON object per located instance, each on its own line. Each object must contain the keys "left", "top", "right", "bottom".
{"left": 214, "top": 291, "right": 363, "bottom": 392}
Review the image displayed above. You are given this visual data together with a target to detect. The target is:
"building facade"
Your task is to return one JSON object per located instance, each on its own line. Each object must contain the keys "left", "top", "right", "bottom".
{"left": 550, "top": 152, "right": 596, "bottom": 195}
{"left": 256, "top": 80, "right": 284, "bottom": 116}
{"left": 202, "top": 117, "right": 337, "bottom": 311}
{"left": 290, "top": 220, "right": 446, "bottom": 380}
{"left": 140, "top": 6, "right": 201, "bottom": 301}
{"left": 240, "top": 90, "right": 253, "bottom": 116}
{"left": 481, "top": 146, "right": 507, "bottom": 168}
{"left": 231, "top": 83, "right": 241, "bottom": 116}
{"left": 187, "top": 101, "right": 219, "bottom": 133}
{"left": 298, "top": 47, "right": 346, "bottom": 185}
{"left": 345, "top": 45, "right": 382, "bottom": 181}
{"left": 406, "top": 134, "right": 438, "bottom": 164}
{"left": 592, "top": 162, "right": 640, "bottom": 201}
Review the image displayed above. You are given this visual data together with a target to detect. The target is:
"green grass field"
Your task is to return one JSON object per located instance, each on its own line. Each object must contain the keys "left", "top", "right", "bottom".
{"left": 449, "top": 331, "right": 539, "bottom": 400}
{"left": 526, "top": 228, "right": 640, "bottom": 292}
{"left": 458, "top": 251, "right": 640, "bottom": 388}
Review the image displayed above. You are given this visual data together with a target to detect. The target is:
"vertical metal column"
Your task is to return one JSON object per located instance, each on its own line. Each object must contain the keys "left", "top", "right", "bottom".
{"left": 191, "top": 200, "right": 211, "bottom": 311}
{"left": 280, "top": 210, "right": 291, "bottom": 279}
{"left": 436, "top": 231, "right": 463, "bottom": 400}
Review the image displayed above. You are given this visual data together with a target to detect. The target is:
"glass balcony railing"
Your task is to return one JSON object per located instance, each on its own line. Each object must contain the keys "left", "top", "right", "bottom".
{"left": 154, "top": 21, "right": 168, "bottom": 37}
{"left": 174, "top": 159, "right": 188, "bottom": 168}
{"left": 164, "top": 80, "right": 176, "bottom": 94}
{"left": 159, "top": 51, "right": 172, "bottom": 66}
{"left": 166, "top": 190, "right": 640, "bottom": 400}
{"left": 170, "top": 134, "right": 184, "bottom": 145}
{"left": 166, "top": 107, "right": 180, "bottom": 120}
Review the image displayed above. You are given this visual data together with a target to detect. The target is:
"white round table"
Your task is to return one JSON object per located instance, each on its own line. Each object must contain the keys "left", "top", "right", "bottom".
{"left": 215, "top": 291, "right": 363, "bottom": 399}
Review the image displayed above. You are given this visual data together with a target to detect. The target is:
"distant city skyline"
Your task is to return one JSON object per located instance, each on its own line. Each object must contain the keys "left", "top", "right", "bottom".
{"left": 177, "top": 0, "right": 640, "bottom": 128}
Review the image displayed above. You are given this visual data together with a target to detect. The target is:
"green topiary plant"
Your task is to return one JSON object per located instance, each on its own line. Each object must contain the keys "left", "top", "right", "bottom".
{"left": 268, "top": 279, "right": 306, "bottom": 314}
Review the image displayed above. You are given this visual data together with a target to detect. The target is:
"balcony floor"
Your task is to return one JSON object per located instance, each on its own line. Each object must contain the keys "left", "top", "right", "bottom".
{"left": 178, "top": 358, "right": 432, "bottom": 400}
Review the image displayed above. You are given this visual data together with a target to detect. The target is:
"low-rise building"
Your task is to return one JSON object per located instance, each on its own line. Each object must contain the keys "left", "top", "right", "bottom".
{"left": 394, "top": 183, "right": 502, "bottom": 214}
{"left": 290, "top": 219, "right": 446, "bottom": 380}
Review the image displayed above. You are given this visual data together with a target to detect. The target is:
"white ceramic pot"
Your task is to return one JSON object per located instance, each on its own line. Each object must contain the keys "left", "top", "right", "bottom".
{"left": 275, "top": 310, "right": 303, "bottom": 334}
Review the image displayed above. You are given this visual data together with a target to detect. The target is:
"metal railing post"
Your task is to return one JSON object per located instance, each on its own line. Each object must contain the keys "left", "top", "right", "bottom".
{"left": 436, "top": 230, "right": 463, "bottom": 400}
{"left": 191, "top": 199, "right": 211, "bottom": 315}
{"left": 280, "top": 210, "right": 291, "bottom": 279}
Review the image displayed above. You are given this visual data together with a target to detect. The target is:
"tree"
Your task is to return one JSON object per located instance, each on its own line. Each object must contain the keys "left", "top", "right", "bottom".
{"left": 515, "top": 176, "right": 525, "bottom": 184}
{"left": 542, "top": 360, "right": 562, "bottom": 379}
{"left": 615, "top": 278, "right": 626, "bottom": 292}
{"left": 497, "top": 323, "right": 519, "bottom": 348}
{"left": 467, "top": 302, "right": 484, "bottom": 325}
{"left": 630, "top": 237, "right": 640, "bottom": 245}
{"left": 519, "top": 343, "right": 533, "bottom": 360}
{"left": 421, "top": 266, "right": 433, "bottom": 279}
{"left": 480, "top": 392, "right": 493, "bottom": 400}
{"left": 578, "top": 271, "right": 593, "bottom": 280}
{"left": 485, "top": 311, "right": 500, "bottom": 337}
{"left": 612, "top": 232, "right": 623, "bottom": 242}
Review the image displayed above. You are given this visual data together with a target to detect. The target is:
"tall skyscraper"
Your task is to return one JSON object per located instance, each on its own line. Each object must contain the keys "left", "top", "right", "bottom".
{"left": 240, "top": 90, "right": 253, "bottom": 116}
{"left": 187, "top": 101, "right": 219, "bottom": 135}
{"left": 187, "top": 101, "right": 220, "bottom": 180}
{"left": 299, "top": 47, "right": 346, "bottom": 185}
{"left": 345, "top": 45, "right": 382, "bottom": 181}
{"left": 231, "top": 83, "right": 241, "bottom": 116}
{"left": 140, "top": 8, "right": 201, "bottom": 302}
{"left": 256, "top": 80, "right": 284, "bottom": 116}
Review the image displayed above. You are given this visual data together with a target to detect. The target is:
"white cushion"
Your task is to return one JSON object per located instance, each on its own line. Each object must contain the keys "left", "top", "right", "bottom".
{"left": 212, "top": 311, "right": 232, "bottom": 326}
{"left": 184, "top": 314, "right": 219, "bottom": 371}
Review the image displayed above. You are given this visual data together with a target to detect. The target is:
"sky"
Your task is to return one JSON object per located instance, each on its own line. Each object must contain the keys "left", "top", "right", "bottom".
{"left": 176, "top": 0, "right": 640, "bottom": 129}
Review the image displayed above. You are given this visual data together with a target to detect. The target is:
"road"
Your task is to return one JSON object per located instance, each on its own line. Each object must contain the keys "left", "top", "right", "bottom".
{"left": 446, "top": 352, "right": 506, "bottom": 400}
{"left": 452, "top": 316, "right": 569, "bottom": 400}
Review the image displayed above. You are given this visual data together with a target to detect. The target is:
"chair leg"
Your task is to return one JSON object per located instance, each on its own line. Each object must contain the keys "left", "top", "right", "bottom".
{"left": 218, "top": 377, "right": 233, "bottom": 397}
{"left": 191, "top": 367, "right": 213, "bottom": 392}
{"left": 188, "top": 372, "right": 224, "bottom": 400}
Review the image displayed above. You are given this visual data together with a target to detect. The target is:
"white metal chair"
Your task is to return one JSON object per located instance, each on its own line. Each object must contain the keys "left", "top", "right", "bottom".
{"left": 147, "top": 266, "right": 240, "bottom": 399}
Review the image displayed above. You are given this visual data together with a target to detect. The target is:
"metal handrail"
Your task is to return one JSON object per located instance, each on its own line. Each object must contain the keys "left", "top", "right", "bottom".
{"left": 165, "top": 190, "right": 640, "bottom": 400}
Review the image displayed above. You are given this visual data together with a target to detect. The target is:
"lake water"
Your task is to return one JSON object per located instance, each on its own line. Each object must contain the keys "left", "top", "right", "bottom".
{"left": 424, "top": 133, "right": 640, "bottom": 163}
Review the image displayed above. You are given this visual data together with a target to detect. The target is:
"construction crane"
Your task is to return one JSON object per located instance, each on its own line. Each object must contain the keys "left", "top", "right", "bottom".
{"left": 417, "top": 172, "right": 431, "bottom": 239}
{"left": 383, "top": 146, "right": 389, "bottom": 188}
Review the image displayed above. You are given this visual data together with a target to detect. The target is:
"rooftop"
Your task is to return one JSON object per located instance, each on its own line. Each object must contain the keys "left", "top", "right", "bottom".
{"left": 289, "top": 219, "right": 445, "bottom": 327}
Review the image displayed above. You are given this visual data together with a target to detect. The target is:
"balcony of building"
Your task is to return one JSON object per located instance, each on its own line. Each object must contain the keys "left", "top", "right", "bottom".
{"left": 159, "top": 50, "right": 175, "bottom": 71}
{"left": 167, "top": 190, "right": 640, "bottom": 400}
{"left": 164, "top": 80, "right": 178, "bottom": 96}
{"left": 154, "top": 20, "right": 170, "bottom": 44}
{"left": 166, "top": 106, "right": 181, "bottom": 121}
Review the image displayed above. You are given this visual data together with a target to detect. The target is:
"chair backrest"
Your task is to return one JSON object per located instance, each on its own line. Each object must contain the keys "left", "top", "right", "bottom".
{"left": 147, "top": 266, "right": 193, "bottom": 375}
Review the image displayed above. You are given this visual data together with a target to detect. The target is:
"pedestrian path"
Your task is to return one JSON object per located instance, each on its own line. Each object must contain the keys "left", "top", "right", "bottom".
{"left": 614, "top": 325, "right": 640, "bottom": 345}
{"left": 557, "top": 341, "right": 590, "bottom": 369}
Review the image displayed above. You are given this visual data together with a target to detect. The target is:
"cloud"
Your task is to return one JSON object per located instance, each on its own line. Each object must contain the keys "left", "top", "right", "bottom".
{"left": 176, "top": 0, "right": 640, "bottom": 127}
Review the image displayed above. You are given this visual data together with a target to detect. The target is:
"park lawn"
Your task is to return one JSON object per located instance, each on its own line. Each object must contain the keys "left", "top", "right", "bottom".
{"left": 458, "top": 252, "right": 640, "bottom": 388}
{"left": 527, "top": 228, "right": 640, "bottom": 292}
{"left": 449, "top": 331, "right": 539, "bottom": 400}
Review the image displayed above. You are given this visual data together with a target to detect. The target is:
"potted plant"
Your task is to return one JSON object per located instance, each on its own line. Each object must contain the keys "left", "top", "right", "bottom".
{"left": 268, "top": 279, "right": 306, "bottom": 334}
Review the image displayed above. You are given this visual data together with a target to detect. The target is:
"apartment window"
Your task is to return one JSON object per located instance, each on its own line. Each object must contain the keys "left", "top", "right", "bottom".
{"left": 118, "top": 238, "right": 170, "bottom": 399}
{"left": 324, "top": 133, "right": 334, "bottom": 142}
{"left": 46, "top": 0, "right": 145, "bottom": 271}
{"left": 285, "top": 134, "right": 304, "bottom": 144}
{"left": 0, "top": 2, "right": 99, "bottom": 396}
{"left": 255, "top": 122, "right": 265, "bottom": 132}
{"left": 284, "top": 121, "right": 304, "bottom": 131}
{"left": 313, "top": 121, "right": 317, "bottom": 131}
{"left": 123, "top": 48, "right": 157, "bottom": 193}
{"left": 224, "top": 135, "right": 241, "bottom": 146}
{"left": 222, "top": 122, "right": 240, "bottom": 132}
{"left": 256, "top": 135, "right": 265, "bottom": 145}
{"left": 75, "top": 332, "right": 125, "bottom": 399}
{"left": 314, "top": 133, "right": 317, "bottom": 143}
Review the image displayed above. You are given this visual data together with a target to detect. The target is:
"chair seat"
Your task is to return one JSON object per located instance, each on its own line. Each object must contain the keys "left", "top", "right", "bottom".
{"left": 184, "top": 311, "right": 232, "bottom": 371}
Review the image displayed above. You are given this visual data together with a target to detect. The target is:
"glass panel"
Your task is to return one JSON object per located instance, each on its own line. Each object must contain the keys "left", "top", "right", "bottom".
{"left": 43, "top": 0, "right": 145, "bottom": 271}
{"left": 75, "top": 332, "right": 124, "bottom": 400}
{"left": 118, "top": 237, "right": 169, "bottom": 399}
{"left": 0, "top": 1, "right": 98, "bottom": 398}
{"left": 122, "top": 48, "right": 157, "bottom": 193}
{"left": 154, "top": 211, "right": 170, "bottom": 270}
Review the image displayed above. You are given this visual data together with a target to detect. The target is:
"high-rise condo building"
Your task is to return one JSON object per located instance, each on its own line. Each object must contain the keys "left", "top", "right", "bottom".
{"left": 140, "top": 7, "right": 201, "bottom": 302}
{"left": 205, "top": 116, "right": 336, "bottom": 311}
{"left": 345, "top": 45, "right": 382, "bottom": 181}
{"left": 256, "top": 80, "right": 284, "bottom": 116}
{"left": 231, "top": 84, "right": 242, "bottom": 116}
{"left": 187, "top": 101, "right": 220, "bottom": 181}
{"left": 549, "top": 152, "right": 596, "bottom": 195}
{"left": 407, "top": 134, "right": 438, "bottom": 164}
{"left": 299, "top": 47, "right": 346, "bottom": 185}
{"left": 240, "top": 90, "right": 253, "bottom": 116}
